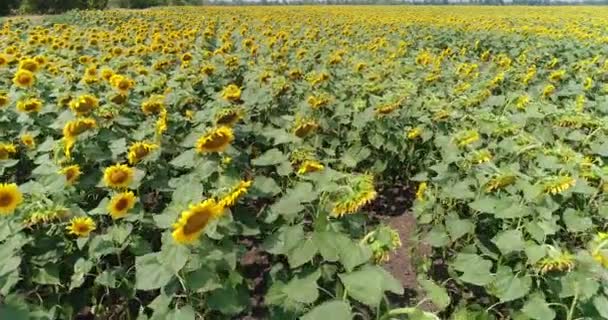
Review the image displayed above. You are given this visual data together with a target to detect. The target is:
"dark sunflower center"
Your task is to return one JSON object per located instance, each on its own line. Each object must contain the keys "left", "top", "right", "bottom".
{"left": 114, "top": 198, "right": 129, "bottom": 211}
{"left": 110, "top": 170, "right": 128, "bottom": 184}
{"left": 217, "top": 113, "right": 238, "bottom": 125}
{"left": 76, "top": 224, "right": 89, "bottom": 233}
{"left": 183, "top": 210, "right": 211, "bottom": 235}
{"left": 203, "top": 135, "right": 228, "bottom": 149}
{"left": 0, "top": 193, "right": 13, "bottom": 206}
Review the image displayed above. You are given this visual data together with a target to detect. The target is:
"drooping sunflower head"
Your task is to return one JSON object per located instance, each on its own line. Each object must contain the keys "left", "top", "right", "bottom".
{"left": 537, "top": 246, "right": 575, "bottom": 274}
{"left": 66, "top": 216, "right": 96, "bottom": 237}
{"left": 363, "top": 226, "right": 402, "bottom": 264}
{"left": 19, "top": 58, "right": 40, "bottom": 73}
{"left": 297, "top": 160, "right": 324, "bottom": 175}
{"left": 221, "top": 84, "right": 242, "bottom": 103}
{"left": 0, "top": 143, "right": 17, "bottom": 160}
{"left": 60, "top": 165, "right": 82, "bottom": 185}
{"left": 69, "top": 94, "right": 99, "bottom": 116}
{"left": 415, "top": 182, "right": 428, "bottom": 201}
{"left": 20, "top": 133, "right": 35, "bottom": 149}
{"left": 12, "top": 69, "right": 35, "bottom": 88}
{"left": 542, "top": 84, "right": 556, "bottom": 98}
{"left": 485, "top": 174, "right": 516, "bottom": 193}
{"left": 293, "top": 118, "right": 319, "bottom": 138}
{"left": 141, "top": 95, "right": 165, "bottom": 115}
{"left": 110, "top": 74, "right": 135, "bottom": 93}
{"left": 406, "top": 127, "right": 422, "bottom": 140}
{"left": 25, "top": 206, "right": 70, "bottom": 227}
{"left": 107, "top": 191, "right": 137, "bottom": 220}
{"left": 218, "top": 180, "right": 253, "bottom": 208}
{"left": 16, "top": 98, "right": 43, "bottom": 113}
{"left": 331, "top": 174, "right": 377, "bottom": 217}
{"left": 0, "top": 183, "right": 23, "bottom": 215}
{"left": 543, "top": 175, "right": 576, "bottom": 195}
{"left": 127, "top": 142, "right": 158, "bottom": 165}
{"left": 195, "top": 126, "right": 234, "bottom": 154}
{"left": 103, "top": 164, "right": 134, "bottom": 189}
{"left": 470, "top": 149, "right": 492, "bottom": 165}
{"left": 454, "top": 129, "right": 480, "bottom": 148}
{"left": 172, "top": 199, "right": 224, "bottom": 245}
{"left": 214, "top": 108, "right": 243, "bottom": 127}
{"left": 0, "top": 93, "right": 9, "bottom": 108}
{"left": 62, "top": 118, "right": 97, "bottom": 140}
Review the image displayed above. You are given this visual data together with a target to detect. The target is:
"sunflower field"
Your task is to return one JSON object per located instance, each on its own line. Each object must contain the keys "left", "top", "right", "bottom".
{"left": 2, "top": 5, "right": 608, "bottom": 320}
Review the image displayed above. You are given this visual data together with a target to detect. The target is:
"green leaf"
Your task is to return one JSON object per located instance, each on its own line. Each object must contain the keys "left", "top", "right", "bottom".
{"left": 287, "top": 238, "right": 318, "bottom": 268}
{"left": 32, "top": 265, "right": 60, "bottom": 285}
{"left": 335, "top": 234, "right": 372, "bottom": 272}
{"left": 562, "top": 209, "right": 592, "bottom": 233}
{"left": 593, "top": 295, "right": 608, "bottom": 319}
{"left": 419, "top": 277, "right": 450, "bottom": 310}
{"left": 252, "top": 176, "right": 281, "bottom": 196}
{"left": 446, "top": 216, "right": 473, "bottom": 241}
{"left": 425, "top": 225, "right": 449, "bottom": 247}
{"left": 135, "top": 253, "right": 174, "bottom": 290}
{"left": 339, "top": 265, "right": 403, "bottom": 307}
{"left": 0, "top": 256, "right": 20, "bottom": 277}
{"left": 69, "top": 258, "right": 93, "bottom": 290}
{"left": 169, "top": 149, "right": 196, "bottom": 168}
{"left": 492, "top": 266, "right": 531, "bottom": 302}
{"left": 184, "top": 268, "right": 221, "bottom": 292}
{"left": 166, "top": 305, "right": 195, "bottom": 320}
{"left": 301, "top": 300, "right": 353, "bottom": 320}
{"left": 313, "top": 231, "right": 340, "bottom": 262}
{"left": 158, "top": 242, "right": 189, "bottom": 273}
{"left": 252, "top": 148, "right": 288, "bottom": 166}
{"left": 109, "top": 138, "right": 127, "bottom": 159}
{"left": 95, "top": 269, "right": 117, "bottom": 288}
{"left": 522, "top": 294, "right": 555, "bottom": 320}
{"left": 207, "top": 286, "right": 249, "bottom": 315}
{"left": 452, "top": 254, "right": 493, "bottom": 286}
{"left": 282, "top": 270, "right": 321, "bottom": 304}
{"left": 524, "top": 244, "right": 547, "bottom": 265}
{"left": 492, "top": 230, "right": 525, "bottom": 254}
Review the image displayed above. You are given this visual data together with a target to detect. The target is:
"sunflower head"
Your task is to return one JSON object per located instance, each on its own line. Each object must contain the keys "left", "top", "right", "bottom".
{"left": 69, "top": 94, "right": 99, "bottom": 116}
{"left": 221, "top": 84, "right": 242, "bottom": 103}
{"left": 141, "top": 95, "right": 165, "bottom": 115}
{"left": 172, "top": 199, "right": 224, "bottom": 244}
{"left": 195, "top": 126, "right": 234, "bottom": 153}
{"left": 218, "top": 180, "right": 253, "bottom": 208}
{"left": 103, "top": 164, "right": 135, "bottom": 189}
{"left": 0, "top": 183, "right": 23, "bottom": 215}
{"left": 12, "top": 69, "right": 35, "bottom": 88}
{"left": 107, "top": 191, "right": 137, "bottom": 219}
{"left": 66, "top": 216, "right": 96, "bottom": 237}
{"left": 110, "top": 74, "right": 135, "bottom": 93}
{"left": 128, "top": 142, "right": 158, "bottom": 165}
{"left": 20, "top": 133, "right": 35, "bottom": 149}
{"left": 63, "top": 118, "right": 97, "bottom": 139}
{"left": 331, "top": 174, "right": 377, "bottom": 217}
{"left": 293, "top": 119, "right": 319, "bottom": 138}
{"left": 0, "top": 93, "right": 9, "bottom": 108}
{"left": 60, "top": 165, "right": 82, "bottom": 185}
{"left": 215, "top": 108, "right": 243, "bottom": 127}
{"left": 297, "top": 160, "right": 324, "bottom": 175}
{"left": 407, "top": 127, "right": 422, "bottom": 140}
{"left": 543, "top": 176, "right": 576, "bottom": 195}
{"left": 16, "top": 98, "right": 43, "bottom": 113}
{"left": 537, "top": 246, "right": 575, "bottom": 274}
{"left": 0, "top": 143, "right": 17, "bottom": 160}
{"left": 19, "top": 58, "right": 39, "bottom": 73}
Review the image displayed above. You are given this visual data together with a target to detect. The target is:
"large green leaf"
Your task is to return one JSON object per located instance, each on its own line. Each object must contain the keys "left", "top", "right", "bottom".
{"left": 339, "top": 265, "right": 403, "bottom": 307}
{"left": 301, "top": 300, "right": 352, "bottom": 320}
{"left": 135, "top": 253, "right": 174, "bottom": 291}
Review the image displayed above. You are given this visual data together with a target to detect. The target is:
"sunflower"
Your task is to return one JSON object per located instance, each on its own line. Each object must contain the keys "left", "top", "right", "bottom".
{"left": 69, "top": 94, "right": 99, "bottom": 115}
{"left": 110, "top": 74, "right": 135, "bottom": 93}
{"left": 62, "top": 118, "right": 97, "bottom": 140}
{"left": 542, "top": 84, "right": 556, "bottom": 98}
{"left": 103, "top": 164, "right": 134, "bottom": 189}
{"left": 18, "top": 58, "right": 39, "bottom": 73}
{"left": 155, "top": 109, "right": 168, "bottom": 136}
{"left": 172, "top": 199, "right": 224, "bottom": 244}
{"left": 454, "top": 130, "right": 480, "bottom": 147}
{"left": 537, "top": 247, "right": 575, "bottom": 274}
{"left": 141, "top": 95, "right": 165, "bottom": 115}
{"left": 12, "top": 69, "right": 35, "bottom": 88}
{"left": 20, "top": 133, "right": 35, "bottom": 149}
{"left": 221, "top": 84, "right": 242, "bottom": 103}
{"left": 0, "top": 143, "right": 17, "bottom": 160}
{"left": 100, "top": 68, "right": 114, "bottom": 81}
{"left": 332, "top": 175, "right": 377, "bottom": 217}
{"left": 297, "top": 160, "right": 324, "bottom": 175}
{"left": 0, "top": 54, "right": 9, "bottom": 67}
{"left": 25, "top": 207, "right": 70, "bottom": 227}
{"left": 293, "top": 120, "right": 319, "bottom": 138}
{"left": 543, "top": 176, "right": 576, "bottom": 195}
{"left": 0, "top": 183, "right": 23, "bottom": 215}
{"left": 215, "top": 108, "right": 243, "bottom": 126}
{"left": 16, "top": 98, "right": 43, "bottom": 113}
{"left": 107, "top": 191, "right": 137, "bottom": 219}
{"left": 201, "top": 64, "right": 215, "bottom": 76}
{"left": 407, "top": 127, "right": 422, "bottom": 140}
{"left": 195, "top": 126, "right": 234, "bottom": 153}
{"left": 66, "top": 216, "right": 96, "bottom": 237}
{"left": 416, "top": 182, "right": 427, "bottom": 201}
{"left": 218, "top": 180, "right": 252, "bottom": 208}
{"left": 60, "top": 165, "right": 82, "bottom": 185}
{"left": 0, "top": 93, "right": 9, "bottom": 108}
{"left": 127, "top": 142, "right": 158, "bottom": 165}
